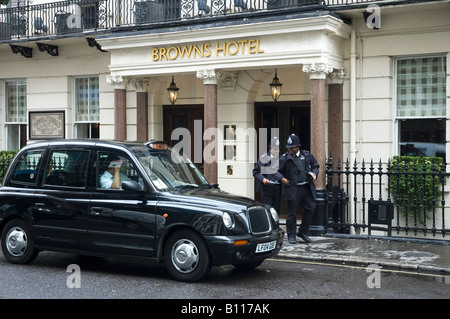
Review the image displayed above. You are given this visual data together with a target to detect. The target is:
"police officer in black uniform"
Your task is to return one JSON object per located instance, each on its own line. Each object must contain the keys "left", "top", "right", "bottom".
{"left": 253, "top": 137, "right": 283, "bottom": 215}
{"left": 280, "top": 134, "right": 319, "bottom": 244}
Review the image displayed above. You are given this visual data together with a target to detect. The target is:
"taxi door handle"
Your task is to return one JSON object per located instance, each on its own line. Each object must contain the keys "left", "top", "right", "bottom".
{"left": 34, "top": 202, "right": 46, "bottom": 212}
{"left": 90, "top": 207, "right": 113, "bottom": 217}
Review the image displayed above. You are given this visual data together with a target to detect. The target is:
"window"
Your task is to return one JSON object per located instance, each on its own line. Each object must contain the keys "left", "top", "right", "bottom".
{"left": 396, "top": 56, "right": 446, "bottom": 158}
{"left": 10, "top": 150, "right": 43, "bottom": 185}
{"left": 4, "top": 80, "right": 27, "bottom": 150}
{"left": 97, "top": 152, "right": 140, "bottom": 190}
{"left": 74, "top": 76, "right": 99, "bottom": 138}
{"left": 44, "top": 150, "right": 90, "bottom": 187}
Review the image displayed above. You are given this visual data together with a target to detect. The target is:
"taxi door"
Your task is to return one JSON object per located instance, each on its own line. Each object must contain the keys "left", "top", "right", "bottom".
{"left": 33, "top": 148, "right": 91, "bottom": 251}
{"left": 87, "top": 149, "right": 157, "bottom": 257}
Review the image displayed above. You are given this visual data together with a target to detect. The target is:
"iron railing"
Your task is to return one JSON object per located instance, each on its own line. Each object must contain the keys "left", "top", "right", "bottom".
{"left": 0, "top": 0, "right": 423, "bottom": 42}
{"left": 326, "top": 157, "right": 450, "bottom": 240}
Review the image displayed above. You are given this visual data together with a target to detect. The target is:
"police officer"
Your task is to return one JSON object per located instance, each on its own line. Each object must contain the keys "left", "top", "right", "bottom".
{"left": 253, "top": 137, "right": 283, "bottom": 215}
{"left": 280, "top": 134, "right": 319, "bottom": 244}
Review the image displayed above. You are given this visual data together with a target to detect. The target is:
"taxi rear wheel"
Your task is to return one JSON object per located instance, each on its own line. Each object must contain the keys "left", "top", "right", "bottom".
{"left": 1, "top": 219, "right": 39, "bottom": 264}
{"left": 164, "top": 229, "right": 211, "bottom": 282}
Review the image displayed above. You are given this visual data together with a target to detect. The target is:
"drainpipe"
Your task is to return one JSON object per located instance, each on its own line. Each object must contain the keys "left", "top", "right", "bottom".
{"left": 349, "top": 29, "right": 358, "bottom": 234}
{"left": 350, "top": 29, "right": 358, "bottom": 166}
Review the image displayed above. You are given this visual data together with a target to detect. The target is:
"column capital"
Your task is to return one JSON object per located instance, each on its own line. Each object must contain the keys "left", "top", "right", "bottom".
{"left": 196, "top": 69, "right": 219, "bottom": 85}
{"left": 302, "top": 63, "right": 333, "bottom": 80}
{"left": 106, "top": 75, "right": 126, "bottom": 90}
{"left": 328, "top": 68, "right": 347, "bottom": 84}
{"left": 129, "top": 78, "right": 151, "bottom": 92}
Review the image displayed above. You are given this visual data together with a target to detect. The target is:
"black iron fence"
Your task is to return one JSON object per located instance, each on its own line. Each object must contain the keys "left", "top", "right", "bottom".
{"left": 326, "top": 157, "right": 450, "bottom": 240}
{"left": 0, "top": 0, "right": 416, "bottom": 42}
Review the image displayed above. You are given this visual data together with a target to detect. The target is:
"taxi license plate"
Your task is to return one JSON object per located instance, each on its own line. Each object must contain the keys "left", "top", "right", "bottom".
{"left": 255, "top": 240, "right": 276, "bottom": 253}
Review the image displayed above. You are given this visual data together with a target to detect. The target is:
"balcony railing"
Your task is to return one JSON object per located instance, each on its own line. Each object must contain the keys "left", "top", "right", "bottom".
{"left": 0, "top": 0, "right": 421, "bottom": 42}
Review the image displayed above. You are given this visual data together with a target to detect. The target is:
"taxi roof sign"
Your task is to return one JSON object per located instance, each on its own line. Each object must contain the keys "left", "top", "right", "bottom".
{"left": 145, "top": 140, "right": 168, "bottom": 150}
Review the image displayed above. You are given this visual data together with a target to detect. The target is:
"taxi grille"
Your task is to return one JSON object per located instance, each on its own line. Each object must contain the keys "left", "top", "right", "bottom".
{"left": 247, "top": 206, "right": 272, "bottom": 235}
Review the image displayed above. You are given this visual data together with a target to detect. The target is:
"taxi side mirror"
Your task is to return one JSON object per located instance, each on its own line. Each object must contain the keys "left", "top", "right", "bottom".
{"left": 122, "top": 178, "right": 145, "bottom": 193}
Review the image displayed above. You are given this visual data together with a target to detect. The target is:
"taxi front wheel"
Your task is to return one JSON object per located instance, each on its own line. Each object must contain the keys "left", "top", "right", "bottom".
{"left": 1, "top": 219, "right": 39, "bottom": 264}
{"left": 164, "top": 229, "right": 211, "bottom": 282}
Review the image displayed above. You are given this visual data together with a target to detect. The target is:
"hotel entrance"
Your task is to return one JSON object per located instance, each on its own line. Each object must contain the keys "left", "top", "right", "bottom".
{"left": 254, "top": 101, "right": 311, "bottom": 218}
{"left": 163, "top": 104, "right": 204, "bottom": 173}
{"left": 255, "top": 101, "right": 310, "bottom": 152}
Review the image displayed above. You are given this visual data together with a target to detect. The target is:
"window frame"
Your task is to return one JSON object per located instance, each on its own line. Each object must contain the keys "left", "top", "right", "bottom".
{"left": 73, "top": 75, "right": 100, "bottom": 139}
{"left": 394, "top": 54, "right": 447, "bottom": 158}
{"left": 3, "top": 79, "right": 27, "bottom": 150}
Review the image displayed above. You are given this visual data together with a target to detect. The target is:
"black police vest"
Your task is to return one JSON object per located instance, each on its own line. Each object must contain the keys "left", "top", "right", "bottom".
{"left": 293, "top": 155, "right": 308, "bottom": 185}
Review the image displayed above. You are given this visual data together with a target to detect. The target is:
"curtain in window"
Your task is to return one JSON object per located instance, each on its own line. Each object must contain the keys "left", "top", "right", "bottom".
{"left": 5, "top": 81, "right": 27, "bottom": 123}
{"left": 75, "top": 76, "right": 99, "bottom": 122}
{"left": 396, "top": 56, "right": 446, "bottom": 118}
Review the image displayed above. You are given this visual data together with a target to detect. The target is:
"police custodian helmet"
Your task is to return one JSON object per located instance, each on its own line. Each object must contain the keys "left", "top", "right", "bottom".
{"left": 269, "top": 137, "right": 280, "bottom": 150}
{"left": 286, "top": 134, "right": 301, "bottom": 148}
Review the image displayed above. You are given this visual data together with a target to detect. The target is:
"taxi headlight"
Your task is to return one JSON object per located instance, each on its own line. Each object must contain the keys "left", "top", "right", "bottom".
{"left": 222, "top": 212, "right": 235, "bottom": 229}
{"left": 269, "top": 207, "right": 279, "bottom": 223}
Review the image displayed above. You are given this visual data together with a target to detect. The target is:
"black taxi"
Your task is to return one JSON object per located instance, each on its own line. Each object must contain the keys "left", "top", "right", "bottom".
{"left": 0, "top": 139, "right": 283, "bottom": 282}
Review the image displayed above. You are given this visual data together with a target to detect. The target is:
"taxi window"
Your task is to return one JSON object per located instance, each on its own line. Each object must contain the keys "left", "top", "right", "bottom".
{"left": 97, "top": 152, "right": 140, "bottom": 190}
{"left": 10, "top": 150, "right": 44, "bottom": 185}
{"left": 44, "top": 150, "right": 90, "bottom": 187}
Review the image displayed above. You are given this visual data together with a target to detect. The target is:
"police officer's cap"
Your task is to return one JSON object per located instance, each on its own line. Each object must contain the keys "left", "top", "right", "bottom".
{"left": 286, "top": 134, "right": 301, "bottom": 148}
{"left": 269, "top": 137, "right": 280, "bottom": 150}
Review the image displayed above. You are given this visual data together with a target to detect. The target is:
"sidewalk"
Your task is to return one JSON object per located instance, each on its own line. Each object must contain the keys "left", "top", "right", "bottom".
{"left": 276, "top": 227, "right": 450, "bottom": 275}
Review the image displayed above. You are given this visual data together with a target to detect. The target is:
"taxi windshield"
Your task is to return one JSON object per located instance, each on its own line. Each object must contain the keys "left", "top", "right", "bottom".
{"left": 131, "top": 145, "right": 209, "bottom": 191}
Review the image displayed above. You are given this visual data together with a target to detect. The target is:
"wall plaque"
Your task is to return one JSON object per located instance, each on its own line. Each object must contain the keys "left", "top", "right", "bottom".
{"left": 29, "top": 111, "right": 65, "bottom": 139}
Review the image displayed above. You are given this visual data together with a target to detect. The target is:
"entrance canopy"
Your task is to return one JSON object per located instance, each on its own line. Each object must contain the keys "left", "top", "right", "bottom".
{"left": 98, "top": 15, "right": 351, "bottom": 77}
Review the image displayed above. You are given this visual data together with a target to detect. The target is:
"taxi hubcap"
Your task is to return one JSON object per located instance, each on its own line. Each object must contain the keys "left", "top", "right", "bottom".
{"left": 171, "top": 239, "right": 199, "bottom": 274}
{"left": 6, "top": 227, "right": 28, "bottom": 257}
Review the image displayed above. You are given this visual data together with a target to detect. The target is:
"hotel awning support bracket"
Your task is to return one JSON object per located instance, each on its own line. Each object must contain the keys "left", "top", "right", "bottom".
{"left": 10, "top": 45, "right": 32, "bottom": 58}
{"left": 86, "top": 37, "right": 107, "bottom": 52}
{"left": 37, "top": 43, "right": 59, "bottom": 56}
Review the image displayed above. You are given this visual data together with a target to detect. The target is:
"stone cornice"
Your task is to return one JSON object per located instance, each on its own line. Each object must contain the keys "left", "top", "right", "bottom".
{"left": 97, "top": 15, "right": 351, "bottom": 50}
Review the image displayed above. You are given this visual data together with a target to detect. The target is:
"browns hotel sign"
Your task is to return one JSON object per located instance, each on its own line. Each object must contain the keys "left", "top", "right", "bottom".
{"left": 151, "top": 39, "right": 264, "bottom": 61}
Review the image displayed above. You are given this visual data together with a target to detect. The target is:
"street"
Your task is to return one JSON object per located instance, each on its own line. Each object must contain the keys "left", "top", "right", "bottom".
{"left": 0, "top": 250, "right": 448, "bottom": 301}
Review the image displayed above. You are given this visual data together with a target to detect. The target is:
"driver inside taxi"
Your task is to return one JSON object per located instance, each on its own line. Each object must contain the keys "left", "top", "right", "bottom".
{"left": 100, "top": 155, "right": 130, "bottom": 189}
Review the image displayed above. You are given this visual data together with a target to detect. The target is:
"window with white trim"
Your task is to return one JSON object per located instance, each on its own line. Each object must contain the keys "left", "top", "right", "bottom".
{"left": 396, "top": 56, "right": 446, "bottom": 159}
{"left": 74, "top": 76, "right": 99, "bottom": 138}
{"left": 4, "top": 80, "right": 27, "bottom": 150}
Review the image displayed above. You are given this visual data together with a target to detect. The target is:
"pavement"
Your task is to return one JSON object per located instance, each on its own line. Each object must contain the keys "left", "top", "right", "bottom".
{"left": 276, "top": 223, "right": 450, "bottom": 276}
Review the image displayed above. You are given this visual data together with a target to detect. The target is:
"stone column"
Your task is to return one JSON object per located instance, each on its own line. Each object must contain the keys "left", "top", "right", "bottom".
{"left": 302, "top": 63, "right": 333, "bottom": 189}
{"left": 326, "top": 69, "right": 346, "bottom": 232}
{"left": 328, "top": 69, "right": 346, "bottom": 172}
{"left": 302, "top": 63, "right": 333, "bottom": 236}
{"left": 106, "top": 75, "right": 127, "bottom": 141}
{"left": 196, "top": 69, "right": 218, "bottom": 184}
{"left": 130, "top": 78, "right": 150, "bottom": 143}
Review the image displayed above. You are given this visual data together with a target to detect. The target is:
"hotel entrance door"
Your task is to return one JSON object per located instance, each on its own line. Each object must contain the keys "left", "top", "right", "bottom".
{"left": 163, "top": 104, "right": 204, "bottom": 172}
{"left": 255, "top": 101, "right": 310, "bottom": 158}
